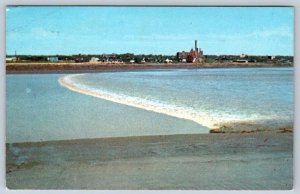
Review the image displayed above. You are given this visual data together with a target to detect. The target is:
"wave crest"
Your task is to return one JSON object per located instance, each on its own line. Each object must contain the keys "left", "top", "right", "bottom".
{"left": 58, "top": 74, "right": 220, "bottom": 129}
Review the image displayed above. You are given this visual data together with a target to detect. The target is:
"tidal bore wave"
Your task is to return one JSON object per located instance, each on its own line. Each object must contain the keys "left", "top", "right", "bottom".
{"left": 58, "top": 74, "right": 291, "bottom": 131}
{"left": 58, "top": 74, "right": 220, "bottom": 129}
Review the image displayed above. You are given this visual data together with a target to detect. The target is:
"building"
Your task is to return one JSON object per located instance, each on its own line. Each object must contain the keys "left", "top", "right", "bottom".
{"left": 176, "top": 51, "right": 189, "bottom": 62}
{"left": 164, "top": 58, "right": 173, "bottom": 63}
{"left": 89, "top": 57, "right": 100, "bottom": 62}
{"left": 47, "top": 56, "right": 59, "bottom": 62}
{"left": 268, "top": 55, "right": 276, "bottom": 60}
{"left": 6, "top": 57, "right": 17, "bottom": 62}
{"left": 176, "top": 40, "right": 204, "bottom": 63}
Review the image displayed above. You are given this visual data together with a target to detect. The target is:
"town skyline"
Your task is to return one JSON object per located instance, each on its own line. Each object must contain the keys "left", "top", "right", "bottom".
{"left": 6, "top": 6, "right": 294, "bottom": 56}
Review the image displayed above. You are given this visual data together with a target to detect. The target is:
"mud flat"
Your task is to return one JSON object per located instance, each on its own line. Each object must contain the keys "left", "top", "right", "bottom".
{"left": 6, "top": 62, "right": 293, "bottom": 74}
{"left": 6, "top": 131, "right": 293, "bottom": 190}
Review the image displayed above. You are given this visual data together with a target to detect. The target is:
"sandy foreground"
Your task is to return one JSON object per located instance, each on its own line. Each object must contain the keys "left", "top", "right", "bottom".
{"left": 6, "top": 131, "right": 293, "bottom": 190}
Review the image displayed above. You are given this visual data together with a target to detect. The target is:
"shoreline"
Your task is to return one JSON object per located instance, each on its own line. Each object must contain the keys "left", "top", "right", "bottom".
{"left": 6, "top": 62, "right": 293, "bottom": 74}
{"left": 6, "top": 128, "right": 293, "bottom": 145}
{"left": 6, "top": 131, "right": 293, "bottom": 189}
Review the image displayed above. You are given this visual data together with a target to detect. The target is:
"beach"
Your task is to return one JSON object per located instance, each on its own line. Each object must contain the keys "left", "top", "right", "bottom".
{"left": 6, "top": 131, "right": 293, "bottom": 190}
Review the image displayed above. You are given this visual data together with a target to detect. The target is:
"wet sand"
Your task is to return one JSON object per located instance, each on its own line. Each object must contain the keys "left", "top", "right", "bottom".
{"left": 6, "top": 62, "right": 292, "bottom": 74}
{"left": 6, "top": 131, "right": 293, "bottom": 190}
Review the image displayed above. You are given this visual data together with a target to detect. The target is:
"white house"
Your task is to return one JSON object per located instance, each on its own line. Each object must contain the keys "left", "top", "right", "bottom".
{"left": 47, "top": 56, "right": 59, "bottom": 62}
{"left": 164, "top": 59, "right": 173, "bottom": 63}
{"left": 90, "top": 57, "right": 100, "bottom": 62}
{"left": 6, "top": 57, "right": 17, "bottom": 62}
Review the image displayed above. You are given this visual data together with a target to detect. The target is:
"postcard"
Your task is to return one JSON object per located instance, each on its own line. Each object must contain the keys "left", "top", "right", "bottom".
{"left": 6, "top": 6, "right": 294, "bottom": 189}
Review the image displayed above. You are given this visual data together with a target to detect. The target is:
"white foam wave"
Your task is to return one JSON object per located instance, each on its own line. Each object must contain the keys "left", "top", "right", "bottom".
{"left": 58, "top": 74, "right": 280, "bottom": 129}
{"left": 58, "top": 74, "right": 223, "bottom": 129}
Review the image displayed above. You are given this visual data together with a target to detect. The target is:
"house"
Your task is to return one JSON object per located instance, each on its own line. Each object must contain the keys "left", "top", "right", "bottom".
{"left": 268, "top": 55, "right": 276, "bottom": 60}
{"left": 90, "top": 57, "right": 100, "bottom": 62}
{"left": 164, "top": 59, "right": 173, "bottom": 63}
{"left": 6, "top": 57, "right": 17, "bottom": 62}
{"left": 47, "top": 56, "right": 59, "bottom": 62}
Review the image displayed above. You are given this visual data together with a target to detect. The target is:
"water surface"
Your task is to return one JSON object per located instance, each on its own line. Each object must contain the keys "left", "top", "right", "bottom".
{"left": 7, "top": 68, "right": 293, "bottom": 143}
{"left": 62, "top": 67, "right": 293, "bottom": 128}
{"left": 6, "top": 74, "right": 207, "bottom": 143}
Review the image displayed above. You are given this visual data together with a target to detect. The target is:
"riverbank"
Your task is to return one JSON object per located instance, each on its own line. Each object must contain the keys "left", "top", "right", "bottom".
{"left": 6, "top": 62, "right": 293, "bottom": 73}
{"left": 210, "top": 122, "right": 293, "bottom": 133}
{"left": 6, "top": 131, "right": 293, "bottom": 190}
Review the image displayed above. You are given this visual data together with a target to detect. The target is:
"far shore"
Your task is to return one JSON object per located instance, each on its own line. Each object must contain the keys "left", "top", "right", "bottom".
{"left": 6, "top": 62, "right": 293, "bottom": 74}
{"left": 6, "top": 131, "right": 293, "bottom": 189}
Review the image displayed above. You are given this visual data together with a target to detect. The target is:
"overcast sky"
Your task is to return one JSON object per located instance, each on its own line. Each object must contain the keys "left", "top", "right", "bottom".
{"left": 6, "top": 6, "right": 294, "bottom": 56}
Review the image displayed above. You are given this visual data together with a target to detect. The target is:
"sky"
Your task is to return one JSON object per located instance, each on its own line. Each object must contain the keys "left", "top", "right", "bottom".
{"left": 6, "top": 6, "right": 294, "bottom": 56}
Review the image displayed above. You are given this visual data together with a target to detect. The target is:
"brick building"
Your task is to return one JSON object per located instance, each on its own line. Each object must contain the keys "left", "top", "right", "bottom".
{"left": 176, "top": 40, "right": 204, "bottom": 63}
